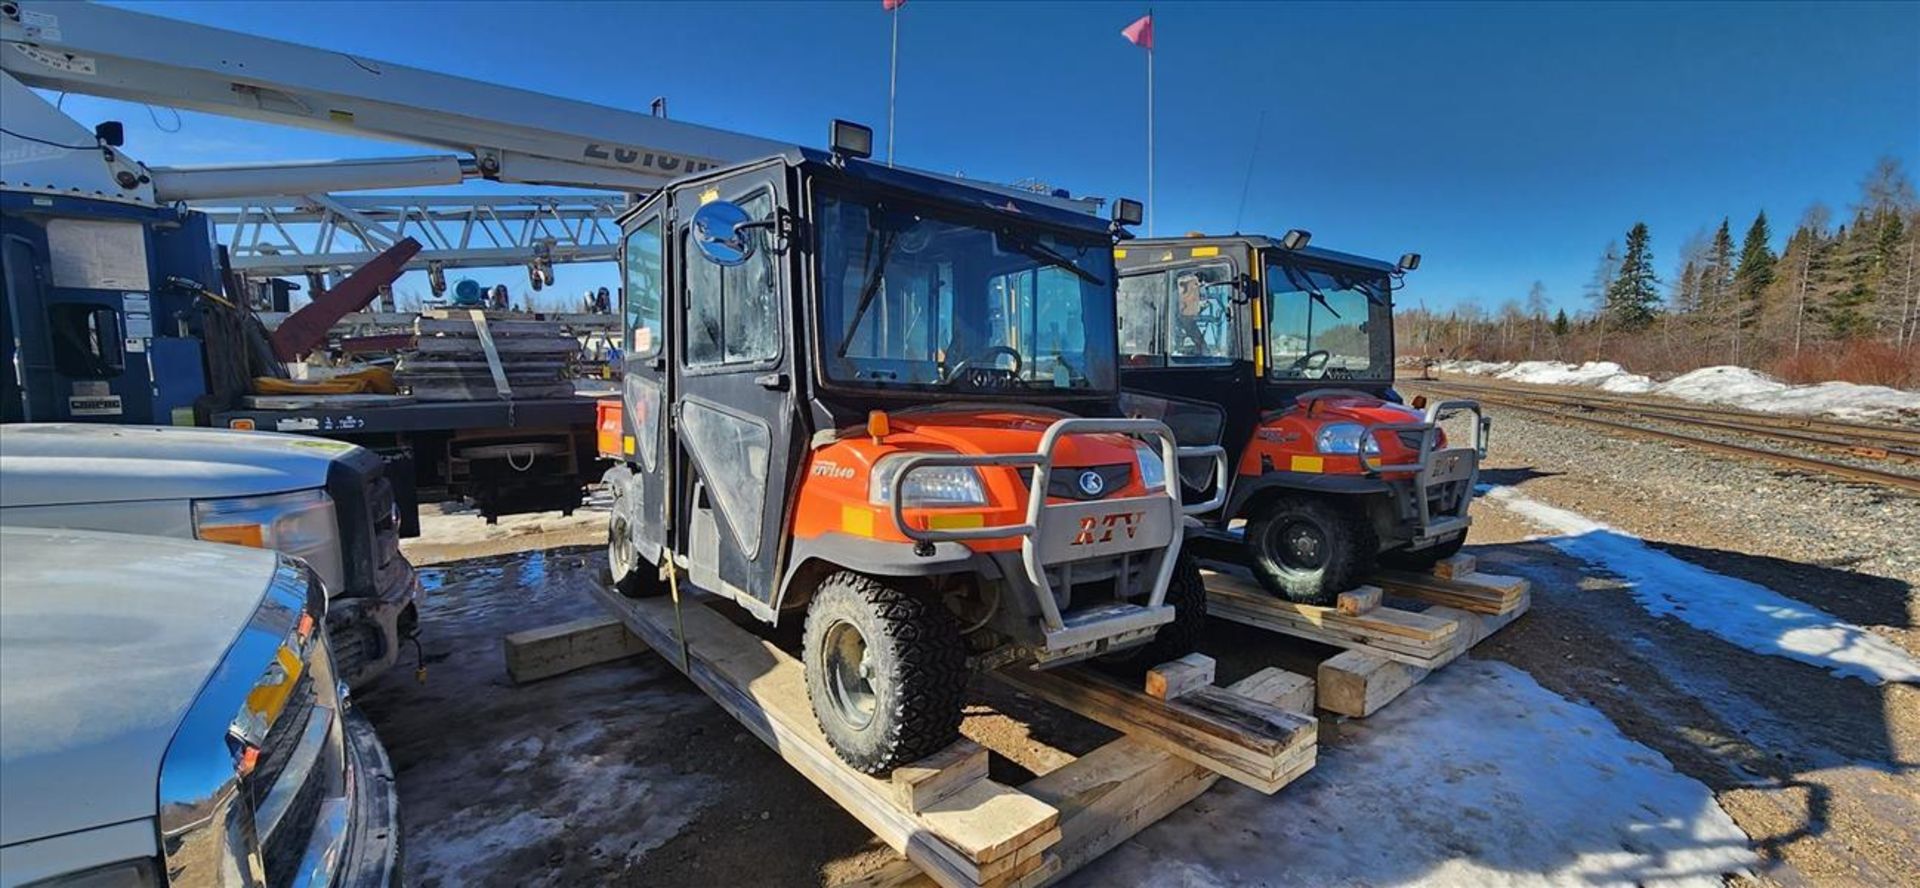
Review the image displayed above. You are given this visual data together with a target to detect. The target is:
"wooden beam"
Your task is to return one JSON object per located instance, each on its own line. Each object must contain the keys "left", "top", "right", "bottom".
{"left": 1371, "top": 568, "right": 1529, "bottom": 615}
{"left": 502, "top": 615, "right": 648, "bottom": 684}
{"left": 1317, "top": 599, "right": 1532, "bottom": 718}
{"left": 1143, "top": 653, "right": 1215, "bottom": 701}
{"left": 1204, "top": 573, "right": 1460, "bottom": 667}
{"left": 847, "top": 668, "right": 1317, "bottom": 888}
{"left": 993, "top": 663, "right": 1315, "bottom": 794}
{"left": 1336, "top": 586, "right": 1383, "bottom": 616}
{"left": 588, "top": 582, "right": 1057, "bottom": 888}
{"left": 1227, "top": 667, "right": 1316, "bottom": 716}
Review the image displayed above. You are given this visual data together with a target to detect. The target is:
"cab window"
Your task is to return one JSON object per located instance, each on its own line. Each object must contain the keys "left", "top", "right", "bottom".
{"left": 685, "top": 191, "right": 779, "bottom": 367}
{"left": 1114, "top": 262, "right": 1238, "bottom": 366}
{"left": 622, "top": 216, "right": 663, "bottom": 356}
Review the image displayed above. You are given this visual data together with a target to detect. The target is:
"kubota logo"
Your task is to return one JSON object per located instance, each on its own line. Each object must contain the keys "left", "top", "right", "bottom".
{"left": 1071, "top": 511, "right": 1145, "bottom": 546}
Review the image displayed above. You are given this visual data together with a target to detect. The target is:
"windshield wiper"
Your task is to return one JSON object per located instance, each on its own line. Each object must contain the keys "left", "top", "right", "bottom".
{"left": 1278, "top": 262, "right": 1343, "bottom": 319}
{"left": 1000, "top": 231, "right": 1106, "bottom": 286}
{"left": 835, "top": 228, "right": 899, "bottom": 358}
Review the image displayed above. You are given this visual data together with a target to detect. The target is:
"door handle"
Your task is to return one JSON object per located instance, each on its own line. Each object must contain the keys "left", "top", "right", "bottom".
{"left": 754, "top": 373, "right": 789, "bottom": 391}
{"left": 651, "top": 356, "right": 667, "bottom": 371}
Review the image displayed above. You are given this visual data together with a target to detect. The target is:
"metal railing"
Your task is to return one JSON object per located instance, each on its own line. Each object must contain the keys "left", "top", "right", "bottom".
{"left": 884, "top": 418, "right": 1226, "bottom": 636}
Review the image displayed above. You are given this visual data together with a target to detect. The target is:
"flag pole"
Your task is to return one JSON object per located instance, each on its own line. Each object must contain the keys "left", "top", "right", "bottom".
{"left": 1146, "top": 8, "right": 1154, "bottom": 236}
{"left": 887, "top": 5, "right": 900, "bottom": 166}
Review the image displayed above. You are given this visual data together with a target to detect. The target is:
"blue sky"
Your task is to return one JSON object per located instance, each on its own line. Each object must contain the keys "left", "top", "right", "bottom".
{"left": 61, "top": 0, "right": 1920, "bottom": 313}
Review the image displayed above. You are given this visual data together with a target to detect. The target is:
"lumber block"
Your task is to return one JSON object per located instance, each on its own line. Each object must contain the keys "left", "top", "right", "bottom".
{"left": 994, "top": 663, "right": 1316, "bottom": 794}
{"left": 891, "top": 740, "right": 990, "bottom": 814}
{"left": 1337, "top": 585, "right": 1383, "bottom": 616}
{"left": 502, "top": 615, "right": 647, "bottom": 684}
{"left": 1227, "top": 667, "right": 1316, "bottom": 717}
{"left": 1144, "top": 653, "right": 1215, "bottom": 700}
{"left": 1432, "top": 553, "right": 1477, "bottom": 580}
{"left": 1318, "top": 599, "right": 1531, "bottom": 718}
{"left": 1317, "top": 650, "right": 1427, "bottom": 717}
{"left": 845, "top": 667, "right": 1316, "bottom": 888}
{"left": 1370, "top": 568, "right": 1529, "bottom": 615}
{"left": 588, "top": 582, "right": 1057, "bottom": 888}
{"left": 1204, "top": 572, "right": 1460, "bottom": 667}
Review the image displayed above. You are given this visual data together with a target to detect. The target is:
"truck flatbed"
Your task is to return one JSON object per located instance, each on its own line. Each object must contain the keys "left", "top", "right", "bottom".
{"left": 214, "top": 395, "right": 601, "bottom": 436}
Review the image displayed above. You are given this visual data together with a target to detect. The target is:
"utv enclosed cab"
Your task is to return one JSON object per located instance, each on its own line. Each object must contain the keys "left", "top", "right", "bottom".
{"left": 601, "top": 130, "right": 1224, "bottom": 773}
{"left": 1114, "top": 234, "right": 1487, "bottom": 603}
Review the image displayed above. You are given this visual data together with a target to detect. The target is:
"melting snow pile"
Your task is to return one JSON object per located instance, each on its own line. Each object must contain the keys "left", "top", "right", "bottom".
{"left": 1075, "top": 660, "right": 1756, "bottom": 887}
{"left": 1483, "top": 486, "right": 1920, "bottom": 685}
{"left": 1436, "top": 361, "right": 1920, "bottom": 421}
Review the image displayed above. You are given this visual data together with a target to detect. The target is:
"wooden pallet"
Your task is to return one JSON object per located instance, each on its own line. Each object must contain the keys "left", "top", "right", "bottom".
{"left": 1203, "top": 553, "right": 1531, "bottom": 718}
{"left": 580, "top": 581, "right": 1318, "bottom": 888}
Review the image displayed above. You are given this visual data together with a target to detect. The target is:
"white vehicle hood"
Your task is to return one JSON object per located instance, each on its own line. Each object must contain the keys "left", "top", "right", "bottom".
{"left": 0, "top": 527, "right": 279, "bottom": 846}
{"left": 0, "top": 424, "right": 355, "bottom": 507}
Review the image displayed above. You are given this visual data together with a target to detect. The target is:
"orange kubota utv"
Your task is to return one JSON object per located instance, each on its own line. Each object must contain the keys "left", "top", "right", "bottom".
{"left": 598, "top": 123, "right": 1225, "bottom": 774}
{"left": 1114, "top": 233, "right": 1489, "bottom": 605}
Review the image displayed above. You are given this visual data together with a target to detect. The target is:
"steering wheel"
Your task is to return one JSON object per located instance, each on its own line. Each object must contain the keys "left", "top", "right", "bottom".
{"left": 1290, "top": 349, "right": 1332, "bottom": 379}
{"left": 948, "top": 345, "right": 1023, "bottom": 386}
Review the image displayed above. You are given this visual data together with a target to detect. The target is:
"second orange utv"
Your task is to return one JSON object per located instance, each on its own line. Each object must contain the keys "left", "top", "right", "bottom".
{"left": 1115, "top": 233, "right": 1489, "bottom": 604}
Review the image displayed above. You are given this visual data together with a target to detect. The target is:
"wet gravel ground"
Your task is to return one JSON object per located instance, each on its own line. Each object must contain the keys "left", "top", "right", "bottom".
{"left": 1400, "top": 388, "right": 1920, "bottom": 884}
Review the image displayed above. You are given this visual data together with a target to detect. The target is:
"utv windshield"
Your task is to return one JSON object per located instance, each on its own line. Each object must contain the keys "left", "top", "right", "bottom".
{"left": 1264, "top": 259, "right": 1393, "bottom": 381}
{"left": 818, "top": 188, "right": 1117, "bottom": 394}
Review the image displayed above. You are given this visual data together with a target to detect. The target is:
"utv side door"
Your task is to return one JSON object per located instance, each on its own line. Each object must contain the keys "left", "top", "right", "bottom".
{"left": 671, "top": 168, "right": 798, "bottom": 616}
{"left": 619, "top": 209, "right": 671, "bottom": 567}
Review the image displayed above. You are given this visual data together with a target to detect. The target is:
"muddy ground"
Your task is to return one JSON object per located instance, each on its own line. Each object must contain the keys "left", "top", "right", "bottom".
{"left": 357, "top": 399, "right": 1917, "bottom": 887}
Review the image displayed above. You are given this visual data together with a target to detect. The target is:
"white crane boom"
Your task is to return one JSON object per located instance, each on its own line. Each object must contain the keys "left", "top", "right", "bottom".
{"left": 0, "top": 0, "right": 790, "bottom": 194}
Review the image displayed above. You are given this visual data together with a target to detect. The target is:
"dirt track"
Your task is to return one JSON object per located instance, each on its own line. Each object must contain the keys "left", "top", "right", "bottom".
{"left": 360, "top": 399, "right": 1919, "bottom": 886}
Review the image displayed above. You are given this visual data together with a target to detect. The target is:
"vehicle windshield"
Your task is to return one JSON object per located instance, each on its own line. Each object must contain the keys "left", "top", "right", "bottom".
{"left": 1265, "top": 259, "right": 1393, "bottom": 381}
{"left": 818, "top": 188, "right": 1117, "bottom": 394}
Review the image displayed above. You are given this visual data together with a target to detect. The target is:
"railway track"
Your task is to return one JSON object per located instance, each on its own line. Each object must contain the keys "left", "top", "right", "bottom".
{"left": 1401, "top": 377, "right": 1920, "bottom": 495}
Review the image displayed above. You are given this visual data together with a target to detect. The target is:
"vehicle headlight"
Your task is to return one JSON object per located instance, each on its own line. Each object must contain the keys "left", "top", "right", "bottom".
{"left": 193, "top": 489, "right": 346, "bottom": 596}
{"left": 1133, "top": 442, "right": 1167, "bottom": 490}
{"left": 20, "top": 859, "right": 160, "bottom": 888}
{"left": 1315, "top": 423, "right": 1382, "bottom": 455}
{"left": 870, "top": 455, "right": 988, "bottom": 506}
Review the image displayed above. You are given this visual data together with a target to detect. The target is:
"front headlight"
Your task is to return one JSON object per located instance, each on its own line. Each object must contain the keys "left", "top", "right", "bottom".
{"left": 1133, "top": 442, "right": 1167, "bottom": 491}
{"left": 870, "top": 454, "right": 989, "bottom": 506}
{"left": 193, "top": 489, "right": 346, "bottom": 596}
{"left": 1315, "top": 423, "right": 1382, "bottom": 455}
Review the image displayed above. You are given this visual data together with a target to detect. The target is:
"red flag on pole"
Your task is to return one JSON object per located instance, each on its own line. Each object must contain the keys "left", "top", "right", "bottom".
{"left": 883, "top": 0, "right": 905, "bottom": 10}
{"left": 1121, "top": 13, "right": 1153, "bottom": 50}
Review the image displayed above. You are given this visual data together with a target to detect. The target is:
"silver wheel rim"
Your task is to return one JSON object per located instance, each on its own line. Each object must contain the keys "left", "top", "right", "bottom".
{"left": 823, "top": 619, "right": 877, "bottom": 730}
{"left": 609, "top": 517, "right": 632, "bottom": 577}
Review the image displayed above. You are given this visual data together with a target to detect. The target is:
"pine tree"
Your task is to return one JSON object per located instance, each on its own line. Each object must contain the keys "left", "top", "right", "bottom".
{"left": 1604, "top": 222, "right": 1659, "bottom": 329}
{"left": 1551, "top": 308, "right": 1570, "bottom": 337}
{"left": 1729, "top": 212, "right": 1776, "bottom": 361}
{"left": 1705, "top": 219, "right": 1735, "bottom": 318}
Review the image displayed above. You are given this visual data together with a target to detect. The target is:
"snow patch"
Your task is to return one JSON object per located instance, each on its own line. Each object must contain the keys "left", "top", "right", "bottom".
{"left": 1437, "top": 360, "right": 1920, "bottom": 421}
{"left": 1499, "top": 360, "right": 1656, "bottom": 392}
{"left": 1483, "top": 486, "right": 1920, "bottom": 685}
{"left": 1073, "top": 660, "right": 1756, "bottom": 887}
{"left": 1657, "top": 366, "right": 1920, "bottom": 421}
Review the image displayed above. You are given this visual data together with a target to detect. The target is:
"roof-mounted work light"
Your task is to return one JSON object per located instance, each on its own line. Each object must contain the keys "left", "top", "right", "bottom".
{"left": 1398, "top": 252, "right": 1422, "bottom": 271}
{"left": 1280, "top": 229, "right": 1312, "bottom": 250}
{"left": 1111, "top": 198, "right": 1144, "bottom": 227}
{"left": 830, "top": 120, "right": 874, "bottom": 161}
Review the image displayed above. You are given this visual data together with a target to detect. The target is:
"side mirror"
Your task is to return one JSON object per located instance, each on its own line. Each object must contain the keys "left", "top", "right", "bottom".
{"left": 1398, "top": 252, "right": 1422, "bottom": 271}
{"left": 1111, "top": 198, "right": 1143, "bottom": 227}
{"left": 691, "top": 200, "right": 756, "bottom": 266}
